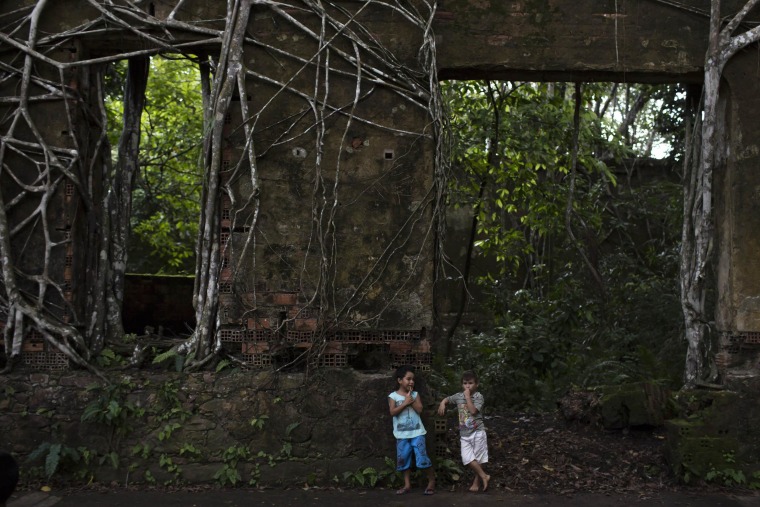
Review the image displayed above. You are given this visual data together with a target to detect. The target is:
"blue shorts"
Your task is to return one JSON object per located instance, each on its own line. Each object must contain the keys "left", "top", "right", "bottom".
{"left": 396, "top": 435, "right": 432, "bottom": 471}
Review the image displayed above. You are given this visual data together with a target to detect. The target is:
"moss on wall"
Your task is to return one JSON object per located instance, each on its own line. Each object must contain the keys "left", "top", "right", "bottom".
{"left": 0, "top": 369, "right": 437, "bottom": 487}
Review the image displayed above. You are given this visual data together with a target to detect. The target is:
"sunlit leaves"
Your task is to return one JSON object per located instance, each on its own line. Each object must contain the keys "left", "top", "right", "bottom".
{"left": 443, "top": 81, "right": 685, "bottom": 406}
{"left": 105, "top": 56, "right": 203, "bottom": 274}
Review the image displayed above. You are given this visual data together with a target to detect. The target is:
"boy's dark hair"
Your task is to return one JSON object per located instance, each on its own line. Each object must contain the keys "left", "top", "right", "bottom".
{"left": 462, "top": 370, "right": 478, "bottom": 383}
{"left": 394, "top": 364, "right": 416, "bottom": 380}
{"left": 0, "top": 450, "right": 19, "bottom": 506}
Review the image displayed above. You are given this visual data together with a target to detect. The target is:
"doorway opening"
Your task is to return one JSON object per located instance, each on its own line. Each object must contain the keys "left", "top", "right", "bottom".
{"left": 104, "top": 55, "right": 205, "bottom": 335}
{"left": 439, "top": 80, "right": 689, "bottom": 409}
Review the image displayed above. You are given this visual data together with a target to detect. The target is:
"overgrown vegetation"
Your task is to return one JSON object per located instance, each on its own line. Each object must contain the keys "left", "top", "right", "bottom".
{"left": 104, "top": 57, "right": 204, "bottom": 275}
{"left": 437, "top": 82, "right": 686, "bottom": 409}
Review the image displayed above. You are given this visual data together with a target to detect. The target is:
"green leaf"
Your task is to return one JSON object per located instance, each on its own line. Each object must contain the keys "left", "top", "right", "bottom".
{"left": 45, "top": 443, "right": 62, "bottom": 479}
{"left": 153, "top": 348, "right": 179, "bottom": 364}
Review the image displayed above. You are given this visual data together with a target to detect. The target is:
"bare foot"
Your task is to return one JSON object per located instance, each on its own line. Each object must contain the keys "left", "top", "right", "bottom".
{"left": 469, "top": 478, "right": 479, "bottom": 492}
{"left": 481, "top": 474, "right": 490, "bottom": 492}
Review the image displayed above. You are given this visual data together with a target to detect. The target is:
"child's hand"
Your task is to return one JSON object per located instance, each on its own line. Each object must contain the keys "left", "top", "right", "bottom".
{"left": 405, "top": 391, "right": 414, "bottom": 405}
{"left": 437, "top": 400, "right": 446, "bottom": 416}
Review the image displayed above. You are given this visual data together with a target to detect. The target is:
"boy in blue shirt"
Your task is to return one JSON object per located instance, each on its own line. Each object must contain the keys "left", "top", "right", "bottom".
{"left": 388, "top": 365, "right": 436, "bottom": 495}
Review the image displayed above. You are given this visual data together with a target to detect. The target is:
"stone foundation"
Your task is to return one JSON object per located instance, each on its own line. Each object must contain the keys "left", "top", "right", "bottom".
{"left": 0, "top": 369, "right": 435, "bottom": 487}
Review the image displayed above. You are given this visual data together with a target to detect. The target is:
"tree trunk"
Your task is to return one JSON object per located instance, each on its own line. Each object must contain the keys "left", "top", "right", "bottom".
{"left": 680, "top": 0, "right": 760, "bottom": 386}
{"left": 182, "top": 0, "right": 252, "bottom": 369}
{"left": 103, "top": 56, "right": 150, "bottom": 351}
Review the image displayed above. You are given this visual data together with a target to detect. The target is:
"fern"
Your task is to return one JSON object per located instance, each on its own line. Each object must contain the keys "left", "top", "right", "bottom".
{"left": 153, "top": 348, "right": 179, "bottom": 364}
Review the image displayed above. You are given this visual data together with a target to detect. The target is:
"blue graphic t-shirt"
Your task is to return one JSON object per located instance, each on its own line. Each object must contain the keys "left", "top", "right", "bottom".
{"left": 389, "top": 391, "right": 427, "bottom": 439}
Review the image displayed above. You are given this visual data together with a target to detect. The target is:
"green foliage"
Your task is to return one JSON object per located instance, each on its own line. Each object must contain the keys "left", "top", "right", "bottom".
{"left": 703, "top": 452, "right": 751, "bottom": 487}
{"left": 339, "top": 459, "right": 402, "bottom": 489}
{"left": 216, "top": 359, "right": 232, "bottom": 372}
{"left": 152, "top": 348, "right": 179, "bottom": 366}
{"left": 382, "top": 457, "right": 401, "bottom": 487}
{"left": 27, "top": 443, "right": 91, "bottom": 481}
{"left": 444, "top": 81, "right": 627, "bottom": 274}
{"left": 131, "top": 443, "right": 151, "bottom": 459}
{"left": 159, "top": 453, "right": 182, "bottom": 484}
{"left": 158, "top": 422, "right": 181, "bottom": 441}
{"left": 705, "top": 467, "right": 745, "bottom": 486}
{"left": 81, "top": 379, "right": 145, "bottom": 448}
{"left": 214, "top": 445, "right": 250, "bottom": 486}
{"left": 442, "top": 80, "right": 686, "bottom": 408}
{"left": 342, "top": 467, "right": 381, "bottom": 487}
{"left": 105, "top": 56, "right": 203, "bottom": 274}
{"left": 155, "top": 379, "right": 191, "bottom": 422}
{"left": 249, "top": 415, "right": 269, "bottom": 430}
{"left": 435, "top": 458, "right": 463, "bottom": 484}
{"left": 99, "top": 451, "right": 120, "bottom": 470}
{"left": 179, "top": 443, "right": 201, "bottom": 457}
{"left": 95, "top": 348, "right": 126, "bottom": 368}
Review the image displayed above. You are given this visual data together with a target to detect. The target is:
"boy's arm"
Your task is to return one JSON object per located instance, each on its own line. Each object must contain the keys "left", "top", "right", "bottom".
{"left": 464, "top": 390, "right": 479, "bottom": 415}
{"left": 436, "top": 397, "right": 448, "bottom": 416}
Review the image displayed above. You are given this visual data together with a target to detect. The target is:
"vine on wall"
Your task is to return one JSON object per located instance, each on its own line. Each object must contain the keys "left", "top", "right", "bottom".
{"left": 0, "top": 1, "right": 448, "bottom": 374}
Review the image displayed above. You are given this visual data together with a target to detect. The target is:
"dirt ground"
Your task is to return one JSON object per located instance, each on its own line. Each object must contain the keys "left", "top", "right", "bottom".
{"left": 39, "top": 488, "right": 760, "bottom": 507}
{"left": 463, "top": 410, "right": 672, "bottom": 495}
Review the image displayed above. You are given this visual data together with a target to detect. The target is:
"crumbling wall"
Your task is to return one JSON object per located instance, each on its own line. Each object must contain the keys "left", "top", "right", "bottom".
{"left": 0, "top": 369, "right": 440, "bottom": 486}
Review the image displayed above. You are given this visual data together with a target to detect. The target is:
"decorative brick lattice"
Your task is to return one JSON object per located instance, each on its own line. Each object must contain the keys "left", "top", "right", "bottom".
{"left": 246, "top": 329, "right": 273, "bottom": 342}
{"left": 381, "top": 330, "right": 416, "bottom": 341}
{"left": 219, "top": 328, "right": 243, "bottom": 343}
{"left": 220, "top": 196, "right": 232, "bottom": 228}
{"left": 741, "top": 332, "right": 760, "bottom": 345}
{"left": 391, "top": 353, "right": 415, "bottom": 367}
{"left": 334, "top": 330, "right": 364, "bottom": 342}
{"left": 415, "top": 353, "right": 432, "bottom": 365}
{"left": 286, "top": 330, "right": 315, "bottom": 343}
{"left": 22, "top": 351, "right": 68, "bottom": 371}
{"left": 318, "top": 353, "right": 347, "bottom": 368}
{"left": 434, "top": 440, "right": 447, "bottom": 459}
{"left": 720, "top": 331, "right": 760, "bottom": 353}
{"left": 243, "top": 353, "right": 272, "bottom": 368}
{"left": 332, "top": 329, "right": 421, "bottom": 343}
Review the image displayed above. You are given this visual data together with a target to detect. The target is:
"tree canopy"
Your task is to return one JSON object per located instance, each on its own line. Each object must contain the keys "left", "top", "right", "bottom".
{"left": 440, "top": 81, "right": 686, "bottom": 408}
{"left": 105, "top": 56, "right": 204, "bottom": 275}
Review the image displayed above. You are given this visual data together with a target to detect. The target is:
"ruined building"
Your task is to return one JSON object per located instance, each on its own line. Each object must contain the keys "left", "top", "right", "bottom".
{"left": 2, "top": 1, "right": 760, "bottom": 379}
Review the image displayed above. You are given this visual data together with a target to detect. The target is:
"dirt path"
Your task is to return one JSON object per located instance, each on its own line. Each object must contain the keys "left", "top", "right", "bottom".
{"left": 9, "top": 487, "right": 760, "bottom": 507}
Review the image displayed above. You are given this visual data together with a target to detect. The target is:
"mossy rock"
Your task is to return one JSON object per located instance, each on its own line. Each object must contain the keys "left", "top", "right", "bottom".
{"left": 596, "top": 381, "right": 671, "bottom": 429}
{"left": 665, "top": 388, "right": 759, "bottom": 483}
{"left": 665, "top": 434, "right": 738, "bottom": 481}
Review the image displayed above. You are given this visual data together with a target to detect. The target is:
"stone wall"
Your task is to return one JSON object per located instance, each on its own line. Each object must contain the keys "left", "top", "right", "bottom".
{"left": 0, "top": 369, "right": 437, "bottom": 486}
{"left": 664, "top": 378, "right": 760, "bottom": 482}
